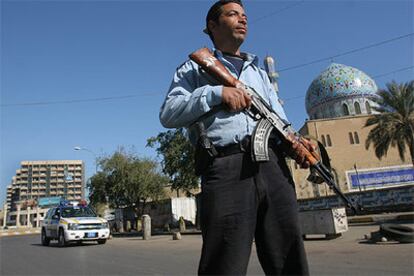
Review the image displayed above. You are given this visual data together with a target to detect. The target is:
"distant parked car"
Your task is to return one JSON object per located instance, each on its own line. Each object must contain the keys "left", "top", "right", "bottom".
{"left": 41, "top": 200, "right": 110, "bottom": 247}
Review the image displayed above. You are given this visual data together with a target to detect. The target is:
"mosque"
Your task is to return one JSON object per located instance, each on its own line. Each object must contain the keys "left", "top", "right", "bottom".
{"left": 264, "top": 57, "right": 414, "bottom": 211}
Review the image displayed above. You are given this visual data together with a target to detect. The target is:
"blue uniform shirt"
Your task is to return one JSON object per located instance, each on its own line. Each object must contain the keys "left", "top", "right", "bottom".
{"left": 159, "top": 49, "right": 288, "bottom": 147}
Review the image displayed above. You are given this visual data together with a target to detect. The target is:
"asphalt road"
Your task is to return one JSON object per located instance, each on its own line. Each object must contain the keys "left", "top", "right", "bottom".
{"left": 1, "top": 224, "right": 413, "bottom": 275}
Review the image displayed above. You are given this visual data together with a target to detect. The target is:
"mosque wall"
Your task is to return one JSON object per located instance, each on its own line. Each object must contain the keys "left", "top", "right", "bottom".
{"left": 289, "top": 115, "right": 413, "bottom": 200}
{"left": 263, "top": 58, "right": 412, "bottom": 209}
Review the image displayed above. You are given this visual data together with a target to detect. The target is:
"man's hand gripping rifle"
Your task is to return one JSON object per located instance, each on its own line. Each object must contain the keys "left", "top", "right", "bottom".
{"left": 190, "top": 47, "right": 361, "bottom": 215}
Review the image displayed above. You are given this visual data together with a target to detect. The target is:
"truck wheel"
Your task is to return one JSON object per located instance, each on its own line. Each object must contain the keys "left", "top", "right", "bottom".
{"left": 41, "top": 228, "right": 50, "bottom": 246}
{"left": 58, "top": 229, "right": 68, "bottom": 247}
{"left": 97, "top": 239, "right": 107, "bottom": 245}
{"left": 380, "top": 224, "right": 414, "bottom": 243}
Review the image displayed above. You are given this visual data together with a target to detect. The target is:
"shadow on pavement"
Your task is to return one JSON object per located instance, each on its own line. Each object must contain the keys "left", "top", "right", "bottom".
{"left": 31, "top": 242, "right": 99, "bottom": 247}
{"left": 358, "top": 240, "right": 401, "bottom": 245}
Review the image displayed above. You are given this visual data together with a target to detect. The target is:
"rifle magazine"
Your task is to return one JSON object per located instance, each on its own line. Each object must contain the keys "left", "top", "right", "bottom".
{"left": 251, "top": 119, "right": 274, "bottom": 162}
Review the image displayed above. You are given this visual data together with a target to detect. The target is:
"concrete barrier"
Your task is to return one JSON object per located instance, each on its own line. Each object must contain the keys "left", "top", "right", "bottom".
{"left": 142, "top": 215, "right": 151, "bottom": 240}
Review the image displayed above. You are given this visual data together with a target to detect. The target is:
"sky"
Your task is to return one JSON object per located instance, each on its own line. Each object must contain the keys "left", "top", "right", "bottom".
{"left": 1, "top": 0, "right": 413, "bottom": 206}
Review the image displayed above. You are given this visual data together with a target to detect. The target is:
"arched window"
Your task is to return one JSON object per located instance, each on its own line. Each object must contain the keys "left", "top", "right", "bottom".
{"left": 318, "top": 111, "right": 323, "bottom": 119}
{"left": 354, "top": 132, "right": 360, "bottom": 144}
{"left": 365, "top": 101, "right": 372, "bottom": 114}
{"left": 354, "top": 102, "right": 361, "bottom": 114}
{"left": 327, "top": 135, "right": 332, "bottom": 147}
{"left": 322, "top": 108, "right": 329, "bottom": 118}
{"left": 342, "top": 103, "right": 350, "bottom": 116}
{"left": 329, "top": 106, "right": 335, "bottom": 117}
{"left": 349, "top": 132, "right": 354, "bottom": 144}
{"left": 321, "top": 135, "right": 326, "bottom": 147}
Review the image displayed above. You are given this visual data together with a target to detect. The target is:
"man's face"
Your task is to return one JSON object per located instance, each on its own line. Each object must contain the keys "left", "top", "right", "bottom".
{"left": 209, "top": 3, "right": 248, "bottom": 47}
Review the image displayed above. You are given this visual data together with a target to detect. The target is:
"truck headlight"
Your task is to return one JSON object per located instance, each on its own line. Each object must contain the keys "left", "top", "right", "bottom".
{"left": 101, "top": 222, "right": 109, "bottom": 229}
{"left": 68, "top": 223, "right": 79, "bottom": 230}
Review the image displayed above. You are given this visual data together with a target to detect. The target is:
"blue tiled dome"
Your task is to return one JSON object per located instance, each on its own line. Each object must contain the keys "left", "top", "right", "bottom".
{"left": 305, "top": 63, "right": 379, "bottom": 119}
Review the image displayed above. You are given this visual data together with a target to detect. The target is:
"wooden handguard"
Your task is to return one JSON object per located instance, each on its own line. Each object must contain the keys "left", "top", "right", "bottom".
{"left": 286, "top": 133, "right": 320, "bottom": 166}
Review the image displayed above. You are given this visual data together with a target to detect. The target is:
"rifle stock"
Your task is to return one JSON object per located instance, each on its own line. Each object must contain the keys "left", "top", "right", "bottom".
{"left": 189, "top": 48, "right": 243, "bottom": 88}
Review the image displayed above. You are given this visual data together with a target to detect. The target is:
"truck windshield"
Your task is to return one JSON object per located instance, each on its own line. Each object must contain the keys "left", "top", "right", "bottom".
{"left": 61, "top": 206, "right": 96, "bottom": 218}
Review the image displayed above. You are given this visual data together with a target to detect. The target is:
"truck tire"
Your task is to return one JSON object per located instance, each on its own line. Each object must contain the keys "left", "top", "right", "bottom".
{"left": 58, "top": 228, "right": 68, "bottom": 247}
{"left": 380, "top": 223, "right": 414, "bottom": 243}
{"left": 41, "top": 228, "right": 50, "bottom": 246}
{"left": 97, "top": 239, "right": 107, "bottom": 245}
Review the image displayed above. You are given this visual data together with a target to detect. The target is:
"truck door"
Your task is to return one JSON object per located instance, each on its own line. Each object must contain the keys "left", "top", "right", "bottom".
{"left": 43, "top": 209, "right": 52, "bottom": 236}
{"left": 49, "top": 208, "right": 61, "bottom": 238}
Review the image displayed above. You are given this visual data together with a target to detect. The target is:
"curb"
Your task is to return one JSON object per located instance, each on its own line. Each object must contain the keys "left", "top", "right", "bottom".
{"left": 348, "top": 217, "right": 374, "bottom": 224}
{"left": 348, "top": 213, "right": 414, "bottom": 224}
{"left": 0, "top": 229, "right": 40, "bottom": 237}
{"left": 111, "top": 229, "right": 202, "bottom": 238}
{"left": 396, "top": 214, "right": 414, "bottom": 221}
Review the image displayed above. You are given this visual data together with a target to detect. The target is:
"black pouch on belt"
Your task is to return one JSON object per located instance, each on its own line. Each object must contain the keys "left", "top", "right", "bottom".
{"left": 194, "top": 122, "right": 217, "bottom": 176}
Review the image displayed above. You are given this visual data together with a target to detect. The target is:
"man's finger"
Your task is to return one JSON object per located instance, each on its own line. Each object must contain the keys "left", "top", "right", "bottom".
{"left": 295, "top": 152, "right": 305, "bottom": 165}
{"left": 244, "top": 93, "right": 252, "bottom": 108}
{"left": 239, "top": 94, "right": 246, "bottom": 109}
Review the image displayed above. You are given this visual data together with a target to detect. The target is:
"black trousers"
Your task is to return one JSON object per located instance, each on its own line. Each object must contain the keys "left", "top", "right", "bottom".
{"left": 198, "top": 147, "right": 309, "bottom": 275}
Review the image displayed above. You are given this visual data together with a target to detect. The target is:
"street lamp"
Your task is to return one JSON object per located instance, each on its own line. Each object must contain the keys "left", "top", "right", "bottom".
{"left": 74, "top": 146, "right": 99, "bottom": 203}
{"left": 74, "top": 146, "right": 110, "bottom": 208}
{"left": 74, "top": 146, "right": 98, "bottom": 173}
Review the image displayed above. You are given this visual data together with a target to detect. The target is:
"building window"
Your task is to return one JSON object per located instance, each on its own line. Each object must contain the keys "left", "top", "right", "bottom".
{"left": 326, "top": 135, "right": 332, "bottom": 147}
{"left": 354, "top": 102, "right": 361, "bottom": 114}
{"left": 329, "top": 106, "right": 335, "bottom": 117}
{"left": 354, "top": 132, "right": 360, "bottom": 144}
{"left": 365, "top": 101, "right": 372, "bottom": 114}
{"left": 349, "top": 132, "right": 354, "bottom": 144}
{"left": 342, "top": 103, "right": 349, "bottom": 116}
{"left": 321, "top": 135, "right": 326, "bottom": 147}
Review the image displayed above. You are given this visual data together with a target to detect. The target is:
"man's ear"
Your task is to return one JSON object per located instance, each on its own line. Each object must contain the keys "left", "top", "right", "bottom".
{"left": 207, "top": 20, "right": 217, "bottom": 34}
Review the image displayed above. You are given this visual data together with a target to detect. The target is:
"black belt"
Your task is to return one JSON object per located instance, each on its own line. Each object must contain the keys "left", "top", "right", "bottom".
{"left": 214, "top": 137, "right": 281, "bottom": 158}
{"left": 215, "top": 136, "right": 251, "bottom": 157}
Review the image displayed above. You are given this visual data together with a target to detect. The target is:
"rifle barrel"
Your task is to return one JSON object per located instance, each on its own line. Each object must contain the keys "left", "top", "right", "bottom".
{"left": 313, "top": 162, "right": 359, "bottom": 215}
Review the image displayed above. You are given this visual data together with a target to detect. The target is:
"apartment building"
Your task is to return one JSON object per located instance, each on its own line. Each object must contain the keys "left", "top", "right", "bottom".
{"left": 6, "top": 160, "right": 85, "bottom": 211}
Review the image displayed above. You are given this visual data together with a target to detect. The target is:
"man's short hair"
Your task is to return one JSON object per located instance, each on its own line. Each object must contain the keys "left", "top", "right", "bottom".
{"left": 203, "top": 0, "right": 243, "bottom": 35}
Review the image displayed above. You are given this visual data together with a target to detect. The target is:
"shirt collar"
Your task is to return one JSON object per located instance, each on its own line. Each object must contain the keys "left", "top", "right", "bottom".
{"left": 213, "top": 48, "right": 259, "bottom": 67}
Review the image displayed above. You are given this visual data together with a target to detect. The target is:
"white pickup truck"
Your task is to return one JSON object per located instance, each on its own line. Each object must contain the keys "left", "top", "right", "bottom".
{"left": 41, "top": 200, "right": 110, "bottom": 247}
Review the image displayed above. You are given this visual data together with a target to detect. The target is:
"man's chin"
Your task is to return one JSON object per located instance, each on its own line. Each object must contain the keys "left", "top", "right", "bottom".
{"left": 231, "top": 31, "right": 245, "bottom": 39}
{"left": 235, "top": 36, "right": 246, "bottom": 44}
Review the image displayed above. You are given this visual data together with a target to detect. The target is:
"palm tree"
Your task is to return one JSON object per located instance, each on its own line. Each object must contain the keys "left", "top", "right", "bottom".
{"left": 365, "top": 80, "right": 414, "bottom": 166}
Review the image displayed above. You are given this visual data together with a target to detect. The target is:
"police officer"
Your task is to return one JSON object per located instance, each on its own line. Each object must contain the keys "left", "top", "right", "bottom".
{"left": 160, "top": 1, "right": 311, "bottom": 275}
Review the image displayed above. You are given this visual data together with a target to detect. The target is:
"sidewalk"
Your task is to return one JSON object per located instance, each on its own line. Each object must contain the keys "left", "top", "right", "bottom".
{"left": 1, "top": 211, "right": 412, "bottom": 238}
{"left": 112, "top": 211, "right": 414, "bottom": 238}
{"left": 0, "top": 227, "right": 40, "bottom": 237}
{"left": 347, "top": 211, "right": 414, "bottom": 224}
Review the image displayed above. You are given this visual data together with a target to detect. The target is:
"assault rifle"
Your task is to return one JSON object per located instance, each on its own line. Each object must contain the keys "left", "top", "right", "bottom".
{"left": 189, "top": 47, "right": 361, "bottom": 214}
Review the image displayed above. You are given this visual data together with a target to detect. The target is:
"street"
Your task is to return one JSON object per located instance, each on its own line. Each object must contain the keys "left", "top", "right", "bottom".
{"left": 0, "top": 224, "right": 413, "bottom": 275}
